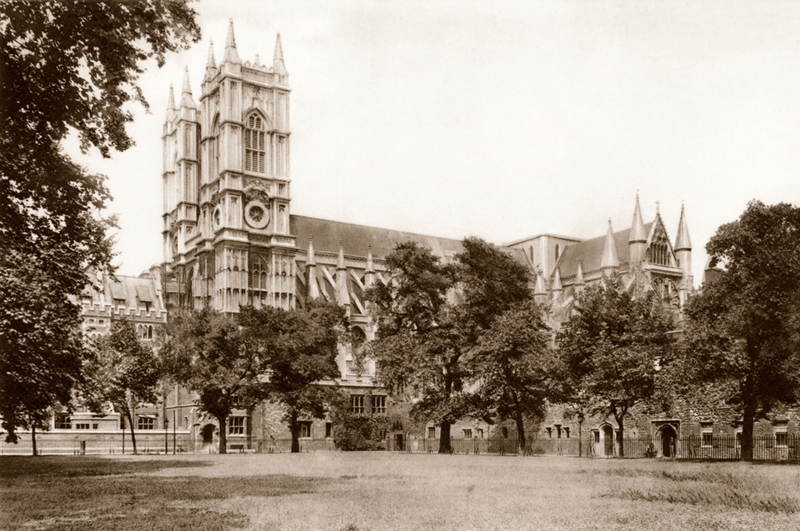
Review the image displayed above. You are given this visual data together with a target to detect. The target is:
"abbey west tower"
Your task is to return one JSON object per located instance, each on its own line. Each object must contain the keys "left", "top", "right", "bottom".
{"left": 162, "top": 21, "right": 295, "bottom": 313}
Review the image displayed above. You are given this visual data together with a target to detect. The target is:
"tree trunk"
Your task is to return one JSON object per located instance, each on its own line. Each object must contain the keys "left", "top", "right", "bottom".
{"left": 741, "top": 381, "right": 756, "bottom": 462}
{"left": 124, "top": 408, "right": 137, "bottom": 455}
{"left": 31, "top": 424, "right": 37, "bottom": 457}
{"left": 511, "top": 390, "right": 526, "bottom": 455}
{"left": 438, "top": 420, "right": 452, "bottom": 454}
{"left": 515, "top": 413, "right": 526, "bottom": 456}
{"left": 290, "top": 411, "right": 300, "bottom": 453}
{"left": 615, "top": 411, "right": 625, "bottom": 457}
{"left": 741, "top": 404, "right": 755, "bottom": 462}
{"left": 218, "top": 415, "right": 228, "bottom": 454}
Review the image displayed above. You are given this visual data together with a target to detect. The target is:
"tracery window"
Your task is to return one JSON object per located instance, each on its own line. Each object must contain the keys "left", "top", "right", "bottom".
{"left": 249, "top": 257, "right": 269, "bottom": 307}
{"left": 245, "top": 114, "right": 266, "bottom": 173}
{"left": 649, "top": 237, "right": 670, "bottom": 266}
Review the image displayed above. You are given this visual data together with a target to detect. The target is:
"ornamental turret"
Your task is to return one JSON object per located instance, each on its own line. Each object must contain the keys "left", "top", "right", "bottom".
{"left": 534, "top": 271, "right": 547, "bottom": 303}
{"left": 365, "top": 245, "right": 376, "bottom": 288}
{"left": 675, "top": 202, "right": 692, "bottom": 275}
{"left": 675, "top": 202, "right": 693, "bottom": 305}
{"left": 629, "top": 193, "right": 647, "bottom": 266}
{"left": 552, "top": 266, "right": 563, "bottom": 298}
{"left": 203, "top": 40, "right": 217, "bottom": 83}
{"left": 574, "top": 260, "right": 585, "bottom": 294}
{"left": 336, "top": 241, "right": 350, "bottom": 308}
{"left": 222, "top": 19, "right": 241, "bottom": 66}
{"left": 306, "top": 237, "right": 320, "bottom": 300}
{"left": 273, "top": 33, "right": 288, "bottom": 77}
{"left": 180, "top": 67, "right": 196, "bottom": 111}
{"left": 600, "top": 219, "right": 619, "bottom": 274}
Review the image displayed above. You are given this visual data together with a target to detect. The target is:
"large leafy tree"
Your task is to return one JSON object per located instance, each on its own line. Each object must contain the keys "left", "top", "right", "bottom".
{"left": 83, "top": 318, "right": 160, "bottom": 455}
{"left": 682, "top": 201, "right": 800, "bottom": 461}
{"left": 366, "top": 241, "right": 461, "bottom": 453}
{"left": 469, "top": 301, "right": 554, "bottom": 453}
{"left": 367, "top": 237, "right": 533, "bottom": 453}
{"left": 250, "top": 301, "right": 346, "bottom": 453}
{"left": 162, "top": 308, "right": 273, "bottom": 454}
{"left": 556, "top": 274, "right": 673, "bottom": 456}
{"left": 0, "top": 1, "right": 199, "bottom": 441}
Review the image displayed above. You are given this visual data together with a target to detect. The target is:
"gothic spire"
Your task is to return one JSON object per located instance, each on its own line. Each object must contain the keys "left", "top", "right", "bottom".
{"left": 675, "top": 202, "right": 692, "bottom": 251}
{"left": 366, "top": 245, "right": 374, "bottom": 273}
{"left": 600, "top": 219, "right": 619, "bottom": 271}
{"left": 337, "top": 240, "right": 346, "bottom": 271}
{"left": 166, "top": 84, "right": 176, "bottom": 120}
{"left": 307, "top": 237, "right": 320, "bottom": 300}
{"left": 307, "top": 236, "right": 316, "bottom": 266}
{"left": 273, "top": 32, "right": 287, "bottom": 76}
{"left": 575, "top": 260, "right": 585, "bottom": 288}
{"left": 180, "top": 67, "right": 195, "bottom": 109}
{"left": 629, "top": 192, "right": 647, "bottom": 244}
{"left": 204, "top": 40, "right": 216, "bottom": 80}
{"left": 552, "top": 266, "right": 563, "bottom": 295}
{"left": 223, "top": 19, "right": 241, "bottom": 64}
{"left": 336, "top": 240, "right": 350, "bottom": 306}
{"left": 534, "top": 271, "right": 547, "bottom": 297}
{"left": 365, "top": 245, "right": 375, "bottom": 288}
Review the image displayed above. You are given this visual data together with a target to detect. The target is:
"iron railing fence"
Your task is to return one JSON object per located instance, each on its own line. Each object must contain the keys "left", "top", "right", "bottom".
{"left": 406, "top": 437, "right": 587, "bottom": 456}
{"left": 402, "top": 434, "right": 800, "bottom": 461}
{"left": 585, "top": 434, "right": 800, "bottom": 461}
{"left": 0, "top": 436, "right": 190, "bottom": 456}
{"left": 4, "top": 433, "right": 799, "bottom": 461}
{"left": 0, "top": 435, "right": 335, "bottom": 455}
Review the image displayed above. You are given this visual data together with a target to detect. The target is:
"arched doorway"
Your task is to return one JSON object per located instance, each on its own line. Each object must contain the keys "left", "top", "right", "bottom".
{"left": 660, "top": 425, "right": 677, "bottom": 458}
{"left": 602, "top": 425, "right": 614, "bottom": 457}
{"left": 201, "top": 423, "right": 217, "bottom": 453}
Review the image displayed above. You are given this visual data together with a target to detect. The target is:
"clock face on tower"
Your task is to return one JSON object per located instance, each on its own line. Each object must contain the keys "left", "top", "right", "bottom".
{"left": 245, "top": 200, "right": 270, "bottom": 229}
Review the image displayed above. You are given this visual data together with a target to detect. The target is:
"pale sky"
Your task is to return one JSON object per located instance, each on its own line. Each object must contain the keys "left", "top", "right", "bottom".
{"left": 65, "top": 1, "right": 800, "bottom": 284}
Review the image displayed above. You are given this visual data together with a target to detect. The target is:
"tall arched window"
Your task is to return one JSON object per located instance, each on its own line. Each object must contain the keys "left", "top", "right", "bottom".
{"left": 245, "top": 114, "right": 266, "bottom": 173}
{"left": 555, "top": 244, "right": 560, "bottom": 262}
{"left": 210, "top": 116, "right": 220, "bottom": 181}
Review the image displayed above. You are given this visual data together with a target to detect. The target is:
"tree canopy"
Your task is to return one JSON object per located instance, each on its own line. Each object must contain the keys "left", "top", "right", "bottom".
{"left": 245, "top": 301, "right": 346, "bottom": 453}
{"left": 0, "top": 1, "right": 199, "bottom": 441}
{"left": 161, "top": 308, "right": 272, "bottom": 454}
{"left": 469, "top": 300, "right": 554, "bottom": 452}
{"left": 366, "top": 237, "right": 538, "bottom": 453}
{"left": 556, "top": 274, "right": 673, "bottom": 456}
{"left": 682, "top": 201, "right": 800, "bottom": 461}
{"left": 83, "top": 318, "right": 159, "bottom": 454}
{"left": 163, "top": 302, "right": 346, "bottom": 454}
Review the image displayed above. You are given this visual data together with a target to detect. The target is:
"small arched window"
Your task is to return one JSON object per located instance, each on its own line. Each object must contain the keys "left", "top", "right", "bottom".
{"left": 245, "top": 114, "right": 266, "bottom": 173}
{"left": 147, "top": 325, "right": 153, "bottom": 339}
{"left": 555, "top": 244, "right": 560, "bottom": 262}
{"left": 250, "top": 258, "right": 268, "bottom": 291}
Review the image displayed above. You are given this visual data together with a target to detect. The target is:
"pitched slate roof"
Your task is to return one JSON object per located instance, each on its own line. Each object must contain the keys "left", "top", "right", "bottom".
{"left": 556, "top": 223, "right": 653, "bottom": 280}
{"left": 291, "top": 215, "right": 463, "bottom": 261}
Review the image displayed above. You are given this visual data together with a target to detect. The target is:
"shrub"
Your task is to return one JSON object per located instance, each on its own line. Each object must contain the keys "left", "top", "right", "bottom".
{"left": 332, "top": 413, "right": 390, "bottom": 451}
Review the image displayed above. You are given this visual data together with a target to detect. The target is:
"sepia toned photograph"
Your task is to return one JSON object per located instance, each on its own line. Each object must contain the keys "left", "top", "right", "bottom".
{"left": 2, "top": 1, "right": 800, "bottom": 529}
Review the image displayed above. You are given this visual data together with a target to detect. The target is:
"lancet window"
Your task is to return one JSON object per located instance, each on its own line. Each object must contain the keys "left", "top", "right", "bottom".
{"left": 210, "top": 117, "right": 220, "bottom": 181}
{"left": 250, "top": 257, "right": 269, "bottom": 294}
{"left": 245, "top": 113, "right": 266, "bottom": 174}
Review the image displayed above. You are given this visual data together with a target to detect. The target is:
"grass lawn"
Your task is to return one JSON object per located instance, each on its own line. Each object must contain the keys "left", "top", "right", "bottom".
{"left": 2, "top": 453, "right": 800, "bottom": 530}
